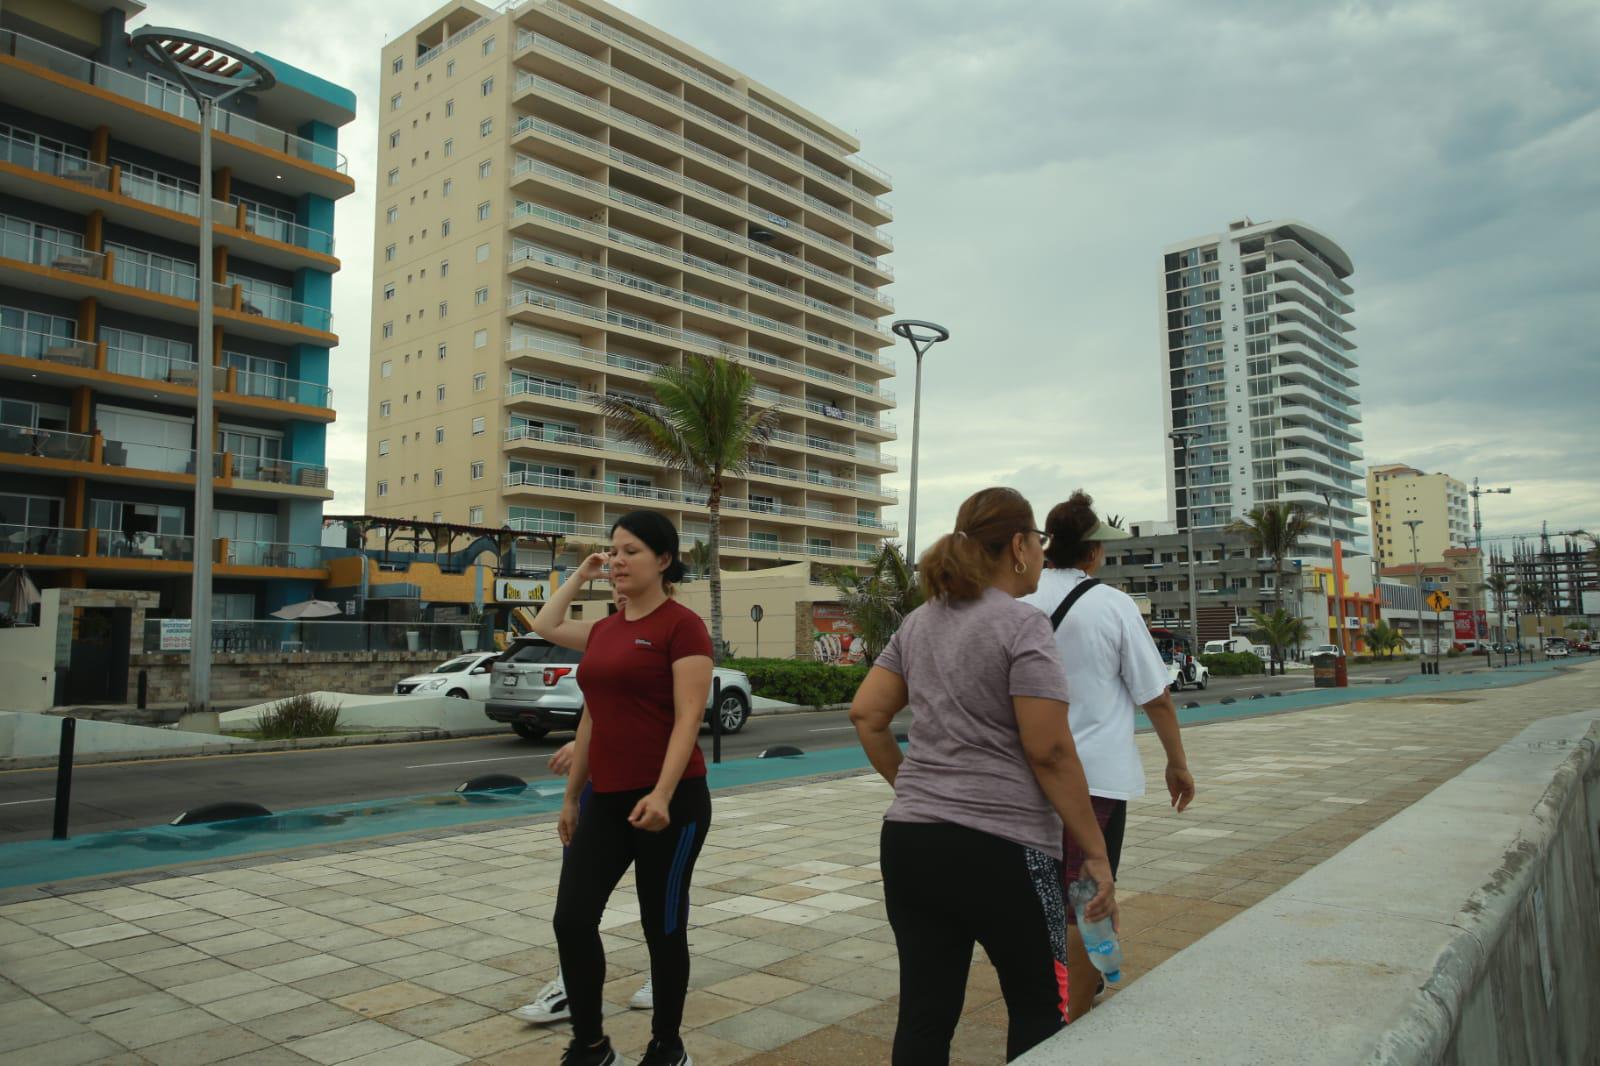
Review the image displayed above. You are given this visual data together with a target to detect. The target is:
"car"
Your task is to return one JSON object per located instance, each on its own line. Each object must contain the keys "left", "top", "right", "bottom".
{"left": 394, "top": 652, "right": 500, "bottom": 701}
{"left": 486, "top": 636, "right": 755, "bottom": 740}
{"left": 1544, "top": 640, "right": 1570, "bottom": 658}
{"left": 1309, "top": 643, "right": 1341, "bottom": 658}
{"left": 1167, "top": 656, "right": 1209, "bottom": 691}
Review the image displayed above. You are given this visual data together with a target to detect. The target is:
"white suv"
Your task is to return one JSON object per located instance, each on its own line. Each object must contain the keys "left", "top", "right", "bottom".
{"left": 486, "top": 636, "right": 754, "bottom": 740}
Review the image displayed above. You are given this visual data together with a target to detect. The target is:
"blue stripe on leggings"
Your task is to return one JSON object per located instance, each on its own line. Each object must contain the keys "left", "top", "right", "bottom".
{"left": 662, "top": 820, "right": 698, "bottom": 936}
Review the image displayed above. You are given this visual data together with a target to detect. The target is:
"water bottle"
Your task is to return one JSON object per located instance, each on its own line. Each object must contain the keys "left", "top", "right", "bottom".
{"left": 1067, "top": 876, "right": 1122, "bottom": 983}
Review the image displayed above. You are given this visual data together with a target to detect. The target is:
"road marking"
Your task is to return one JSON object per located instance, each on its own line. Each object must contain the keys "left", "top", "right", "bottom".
{"left": 406, "top": 754, "right": 546, "bottom": 769}
{"left": 0, "top": 798, "right": 53, "bottom": 807}
{"left": 808, "top": 726, "right": 857, "bottom": 733}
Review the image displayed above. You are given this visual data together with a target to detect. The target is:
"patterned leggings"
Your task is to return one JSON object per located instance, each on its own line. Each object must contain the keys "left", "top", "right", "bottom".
{"left": 880, "top": 820, "right": 1068, "bottom": 1064}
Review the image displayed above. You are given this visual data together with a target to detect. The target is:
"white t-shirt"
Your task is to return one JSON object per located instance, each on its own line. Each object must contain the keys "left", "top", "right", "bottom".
{"left": 1021, "top": 568, "right": 1171, "bottom": 800}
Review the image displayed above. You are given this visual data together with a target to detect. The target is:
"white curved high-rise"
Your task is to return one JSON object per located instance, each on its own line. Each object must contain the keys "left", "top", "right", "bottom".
{"left": 1159, "top": 217, "right": 1364, "bottom": 561}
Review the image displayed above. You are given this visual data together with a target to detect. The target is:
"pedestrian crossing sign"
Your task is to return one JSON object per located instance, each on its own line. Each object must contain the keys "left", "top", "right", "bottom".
{"left": 1426, "top": 590, "right": 1451, "bottom": 612}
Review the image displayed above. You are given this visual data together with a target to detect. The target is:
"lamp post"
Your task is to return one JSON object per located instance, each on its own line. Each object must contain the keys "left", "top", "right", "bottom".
{"left": 131, "top": 28, "right": 275, "bottom": 726}
{"left": 1404, "top": 519, "right": 1424, "bottom": 670}
{"left": 1318, "top": 489, "right": 1342, "bottom": 656}
{"left": 1468, "top": 478, "right": 1511, "bottom": 651}
{"left": 891, "top": 320, "right": 949, "bottom": 570}
{"left": 1168, "top": 429, "right": 1202, "bottom": 658}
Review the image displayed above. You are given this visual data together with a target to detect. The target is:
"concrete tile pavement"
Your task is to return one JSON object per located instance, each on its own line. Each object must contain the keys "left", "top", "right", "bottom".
{"left": 0, "top": 662, "right": 1594, "bottom": 1065}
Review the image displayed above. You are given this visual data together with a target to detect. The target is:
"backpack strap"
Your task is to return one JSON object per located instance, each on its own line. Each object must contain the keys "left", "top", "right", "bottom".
{"left": 1050, "top": 578, "right": 1103, "bottom": 631}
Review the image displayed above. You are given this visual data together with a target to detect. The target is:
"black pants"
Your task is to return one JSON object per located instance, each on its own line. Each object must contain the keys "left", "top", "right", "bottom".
{"left": 881, "top": 820, "right": 1068, "bottom": 1065}
{"left": 553, "top": 776, "right": 711, "bottom": 1045}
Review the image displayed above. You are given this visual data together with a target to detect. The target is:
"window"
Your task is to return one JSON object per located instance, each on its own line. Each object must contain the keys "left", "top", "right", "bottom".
{"left": 476, "top": 243, "right": 490, "bottom": 263}
{"left": 446, "top": 59, "right": 455, "bottom": 77}
{"left": 440, "top": 259, "right": 450, "bottom": 277}
{"left": 472, "top": 416, "right": 486, "bottom": 435}
{"left": 438, "top": 342, "right": 448, "bottom": 359}
{"left": 474, "top": 287, "right": 489, "bottom": 305}
{"left": 433, "top": 469, "right": 444, "bottom": 487}
{"left": 379, "top": 400, "right": 392, "bottom": 417}
{"left": 482, "top": 35, "right": 496, "bottom": 55}
{"left": 387, "top": 167, "right": 399, "bottom": 187}
{"left": 437, "top": 384, "right": 447, "bottom": 401}
{"left": 388, "top": 131, "right": 399, "bottom": 149}
{"left": 477, "top": 201, "right": 491, "bottom": 221}
{"left": 445, "top": 98, "right": 454, "bottom": 117}
{"left": 435, "top": 426, "right": 445, "bottom": 443}
{"left": 385, "top": 206, "right": 398, "bottom": 224}
{"left": 380, "top": 359, "right": 393, "bottom": 378}
{"left": 469, "top": 505, "right": 484, "bottom": 524}
{"left": 438, "top": 301, "right": 448, "bottom": 318}
{"left": 481, "top": 76, "right": 494, "bottom": 96}
{"left": 382, "top": 321, "right": 394, "bottom": 339}
{"left": 441, "top": 218, "right": 451, "bottom": 237}
{"left": 384, "top": 243, "right": 396, "bottom": 262}
{"left": 383, "top": 283, "right": 395, "bottom": 301}
{"left": 470, "top": 461, "right": 485, "bottom": 480}
{"left": 473, "top": 372, "right": 487, "bottom": 392}
{"left": 443, "top": 137, "right": 453, "bottom": 157}
{"left": 392, "top": 56, "right": 403, "bottom": 74}
{"left": 378, "top": 439, "right": 390, "bottom": 456}
{"left": 377, "top": 480, "right": 389, "bottom": 497}
{"left": 442, "top": 178, "right": 452, "bottom": 197}
{"left": 480, "top": 118, "right": 493, "bottom": 137}
{"left": 474, "top": 329, "right": 488, "bottom": 349}
{"left": 479, "top": 159, "right": 492, "bottom": 179}
{"left": 390, "top": 93, "right": 402, "bottom": 111}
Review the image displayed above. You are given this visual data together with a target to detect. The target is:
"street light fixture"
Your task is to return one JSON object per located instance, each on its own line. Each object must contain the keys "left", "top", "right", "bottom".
{"left": 131, "top": 28, "right": 275, "bottom": 725}
{"left": 1468, "top": 478, "right": 1511, "bottom": 651}
{"left": 891, "top": 319, "right": 949, "bottom": 570}
{"left": 1403, "top": 518, "right": 1424, "bottom": 670}
{"left": 1168, "top": 429, "right": 1202, "bottom": 657}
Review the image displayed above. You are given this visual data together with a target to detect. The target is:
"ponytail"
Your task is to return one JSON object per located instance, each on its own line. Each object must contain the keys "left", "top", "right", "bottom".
{"left": 918, "top": 487, "right": 1038, "bottom": 603}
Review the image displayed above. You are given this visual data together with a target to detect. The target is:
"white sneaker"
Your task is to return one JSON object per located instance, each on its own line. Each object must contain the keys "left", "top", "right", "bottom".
{"left": 629, "top": 977, "right": 653, "bottom": 1010}
{"left": 511, "top": 978, "right": 570, "bottom": 1024}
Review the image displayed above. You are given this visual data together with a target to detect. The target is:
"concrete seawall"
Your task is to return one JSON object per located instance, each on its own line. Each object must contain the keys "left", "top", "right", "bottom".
{"left": 1020, "top": 711, "right": 1599, "bottom": 1066}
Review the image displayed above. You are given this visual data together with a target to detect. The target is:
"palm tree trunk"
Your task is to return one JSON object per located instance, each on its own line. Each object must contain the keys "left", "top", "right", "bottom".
{"left": 707, "top": 474, "right": 724, "bottom": 663}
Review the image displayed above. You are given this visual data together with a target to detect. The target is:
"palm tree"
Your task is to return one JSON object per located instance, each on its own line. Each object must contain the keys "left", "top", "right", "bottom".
{"left": 602, "top": 354, "right": 778, "bottom": 660}
{"left": 1519, "top": 581, "right": 1549, "bottom": 658}
{"left": 1480, "top": 572, "right": 1517, "bottom": 653}
{"left": 684, "top": 540, "right": 713, "bottom": 582}
{"left": 831, "top": 542, "right": 922, "bottom": 664}
{"left": 1231, "top": 503, "right": 1313, "bottom": 612}
{"left": 1363, "top": 621, "right": 1407, "bottom": 658}
{"left": 1249, "top": 608, "right": 1309, "bottom": 675}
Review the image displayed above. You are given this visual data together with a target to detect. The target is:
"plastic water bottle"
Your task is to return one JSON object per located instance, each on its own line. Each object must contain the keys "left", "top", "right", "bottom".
{"left": 1067, "top": 877, "right": 1122, "bottom": 983}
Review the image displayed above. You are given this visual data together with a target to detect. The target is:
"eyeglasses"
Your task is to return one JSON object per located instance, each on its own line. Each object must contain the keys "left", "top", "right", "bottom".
{"left": 1031, "top": 529, "right": 1051, "bottom": 549}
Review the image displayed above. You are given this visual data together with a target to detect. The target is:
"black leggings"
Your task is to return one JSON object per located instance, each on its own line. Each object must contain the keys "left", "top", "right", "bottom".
{"left": 553, "top": 776, "right": 711, "bottom": 1045}
{"left": 881, "top": 820, "right": 1068, "bottom": 1064}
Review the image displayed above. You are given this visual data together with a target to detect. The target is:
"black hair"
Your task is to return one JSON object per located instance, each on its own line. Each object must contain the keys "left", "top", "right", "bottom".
{"left": 609, "top": 509, "right": 688, "bottom": 585}
{"left": 1043, "top": 490, "right": 1101, "bottom": 569}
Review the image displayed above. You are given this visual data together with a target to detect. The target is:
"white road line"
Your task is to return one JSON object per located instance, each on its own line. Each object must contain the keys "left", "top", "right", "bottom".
{"left": 405, "top": 754, "right": 546, "bottom": 769}
{"left": 0, "top": 797, "right": 53, "bottom": 807}
{"left": 808, "top": 726, "right": 857, "bottom": 733}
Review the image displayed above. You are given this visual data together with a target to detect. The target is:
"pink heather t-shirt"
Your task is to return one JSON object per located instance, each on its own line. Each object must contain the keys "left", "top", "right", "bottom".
{"left": 874, "top": 586, "right": 1073, "bottom": 859}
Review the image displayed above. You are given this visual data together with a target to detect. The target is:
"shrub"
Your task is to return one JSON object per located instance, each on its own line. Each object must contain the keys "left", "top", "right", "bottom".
{"left": 255, "top": 693, "right": 342, "bottom": 739}
{"left": 722, "top": 657, "right": 869, "bottom": 707}
{"left": 1198, "top": 651, "right": 1265, "bottom": 676}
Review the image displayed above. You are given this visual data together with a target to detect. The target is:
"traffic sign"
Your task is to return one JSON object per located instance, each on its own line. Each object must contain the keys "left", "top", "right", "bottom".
{"left": 1426, "top": 590, "right": 1451, "bottom": 612}
{"left": 750, "top": 604, "right": 764, "bottom": 623}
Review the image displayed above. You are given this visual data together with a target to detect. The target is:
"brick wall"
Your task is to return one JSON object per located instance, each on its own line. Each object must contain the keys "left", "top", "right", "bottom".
{"left": 132, "top": 651, "right": 455, "bottom": 705}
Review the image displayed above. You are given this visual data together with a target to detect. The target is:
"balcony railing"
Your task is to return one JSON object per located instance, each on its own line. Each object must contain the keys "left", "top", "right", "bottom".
{"left": 117, "top": 169, "right": 229, "bottom": 226}
{"left": 96, "top": 528, "right": 194, "bottom": 561}
{"left": 234, "top": 285, "right": 334, "bottom": 332}
{"left": 226, "top": 539, "right": 322, "bottom": 568}
{"left": 238, "top": 208, "right": 335, "bottom": 256}
{"left": 416, "top": 17, "right": 489, "bottom": 68}
{"left": 105, "top": 345, "right": 204, "bottom": 386}
{"left": 110, "top": 439, "right": 194, "bottom": 474}
{"left": 0, "top": 326, "right": 94, "bottom": 367}
{"left": 0, "top": 523, "right": 84, "bottom": 556}
{"left": 0, "top": 421, "right": 93, "bottom": 461}
{"left": 144, "top": 618, "right": 485, "bottom": 655}
{"left": 0, "top": 229, "right": 104, "bottom": 277}
{"left": 0, "top": 130, "right": 109, "bottom": 189}
{"left": 112, "top": 256, "right": 198, "bottom": 300}
{"left": 0, "top": 30, "right": 348, "bottom": 174}
{"left": 231, "top": 367, "right": 333, "bottom": 408}
{"left": 222, "top": 453, "right": 330, "bottom": 489}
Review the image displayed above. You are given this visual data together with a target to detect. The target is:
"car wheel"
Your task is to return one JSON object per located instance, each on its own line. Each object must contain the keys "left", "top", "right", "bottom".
{"left": 446, "top": 688, "right": 469, "bottom": 699}
{"left": 511, "top": 721, "right": 548, "bottom": 741}
{"left": 709, "top": 689, "right": 750, "bottom": 734}
{"left": 1197, "top": 673, "right": 1208, "bottom": 690}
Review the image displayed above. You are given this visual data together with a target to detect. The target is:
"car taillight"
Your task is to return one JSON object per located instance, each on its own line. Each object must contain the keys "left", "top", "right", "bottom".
{"left": 543, "top": 667, "right": 572, "bottom": 686}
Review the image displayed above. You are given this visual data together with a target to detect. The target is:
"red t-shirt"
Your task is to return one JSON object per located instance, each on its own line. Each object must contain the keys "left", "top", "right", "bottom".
{"left": 579, "top": 598, "right": 713, "bottom": 792}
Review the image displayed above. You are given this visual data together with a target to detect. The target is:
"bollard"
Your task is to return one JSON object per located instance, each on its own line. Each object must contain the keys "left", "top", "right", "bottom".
{"left": 711, "top": 675, "right": 723, "bottom": 765}
{"left": 52, "top": 717, "right": 75, "bottom": 840}
{"left": 137, "top": 668, "right": 149, "bottom": 710}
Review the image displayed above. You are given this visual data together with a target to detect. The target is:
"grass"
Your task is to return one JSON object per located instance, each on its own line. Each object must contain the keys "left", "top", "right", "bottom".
{"left": 252, "top": 693, "right": 342, "bottom": 739}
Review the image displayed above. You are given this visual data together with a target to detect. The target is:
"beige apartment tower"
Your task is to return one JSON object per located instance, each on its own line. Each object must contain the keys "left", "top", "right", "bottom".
{"left": 368, "top": 0, "right": 896, "bottom": 574}
{"left": 1367, "top": 462, "right": 1470, "bottom": 569}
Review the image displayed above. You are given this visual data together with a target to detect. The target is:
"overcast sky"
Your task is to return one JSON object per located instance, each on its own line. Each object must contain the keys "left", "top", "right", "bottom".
{"left": 143, "top": 0, "right": 1600, "bottom": 552}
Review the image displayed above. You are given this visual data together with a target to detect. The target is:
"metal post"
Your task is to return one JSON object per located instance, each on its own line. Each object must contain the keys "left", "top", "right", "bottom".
{"left": 52, "top": 717, "right": 76, "bottom": 840}
{"left": 711, "top": 675, "right": 723, "bottom": 765}
{"left": 1405, "top": 519, "right": 1424, "bottom": 671}
{"left": 188, "top": 95, "right": 216, "bottom": 724}
{"left": 1168, "top": 430, "right": 1202, "bottom": 668}
{"left": 891, "top": 321, "right": 949, "bottom": 570}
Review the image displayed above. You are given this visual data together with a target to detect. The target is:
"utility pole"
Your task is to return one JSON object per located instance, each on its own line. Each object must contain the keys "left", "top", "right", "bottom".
{"left": 1468, "top": 477, "right": 1511, "bottom": 651}
{"left": 1169, "top": 429, "right": 1202, "bottom": 660}
{"left": 1404, "top": 519, "right": 1424, "bottom": 670}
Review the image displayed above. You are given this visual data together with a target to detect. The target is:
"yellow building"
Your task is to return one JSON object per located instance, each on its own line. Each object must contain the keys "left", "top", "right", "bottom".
{"left": 1367, "top": 463, "right": 1471, "bottom": 570}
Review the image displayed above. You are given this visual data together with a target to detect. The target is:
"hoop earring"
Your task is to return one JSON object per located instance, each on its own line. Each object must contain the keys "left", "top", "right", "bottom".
{"left": 1014, "top": 560, "right": 1026, "bottom": 575}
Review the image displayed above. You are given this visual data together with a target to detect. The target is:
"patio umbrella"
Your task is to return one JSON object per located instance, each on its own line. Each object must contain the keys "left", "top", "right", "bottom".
{"left": 270, "top": 599, "right": 342, "bottom": 620}
{"left": 0, "top": 567, "right": 40, "bottom": 624}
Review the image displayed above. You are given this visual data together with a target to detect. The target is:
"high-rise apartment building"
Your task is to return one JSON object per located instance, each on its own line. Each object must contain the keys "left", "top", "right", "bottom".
{"left": 370, "top": 0, "right": 897, "bottom": 573}
{"left": 1366, "top": 462, "right": 1470, "bottom": 568}
{"left": 0, "top": 1, "right": 353, "bottom": 617}
{"left": 1160, "top": 218, "right": 1363, "bottom": 561}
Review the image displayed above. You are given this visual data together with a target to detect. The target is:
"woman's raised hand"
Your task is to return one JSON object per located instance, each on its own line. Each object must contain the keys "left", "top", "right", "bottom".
{"left": 575, "top": 552, "right": 610, "bottom": 583}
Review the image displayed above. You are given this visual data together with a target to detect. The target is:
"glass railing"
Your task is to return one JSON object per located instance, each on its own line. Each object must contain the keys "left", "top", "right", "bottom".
{"left": 222, "top": 453, "right": 329, "bottom": 488}
{"left": 0, "top": 31, "right": 348, "bottom": 174}
{"left": 112, "top": 256, "right": 198, "bottom": 300}
{"left": 505, "top": 376, "right": 593, "bottom": 404}
{"left": 0, "top": 229, "right": 103, "bottom": 276}
{"left": 230, "top": 366, "right": 333, "bottom": 407}
{"left": 105, "top": 345, "right": 197, "bottom": 384}
{"left": 118, "top": 169, "right": 204, "bottom": 217}
{"left": 225, "top": 539, "right": 322, "bottom": 568}
{"left": 96, "top": 528, "right": 194, "bottom": 561}
{"left": 104, "top": 438, "right": 193, "bottom": 474}
{"left": 144, "top": 618, "right": 485, "bottom": 654}
{"left": 0, "top": 326, "right": 94, "bottom": 367}
{"left": 416, "top": 17, "right": 489, "bottom": 67}
{"left": 0, "top": 130, "right": 109, "bottom": 189}
{"left": 233, "top": 286, "right": 333, "bottom": 332}
{"left": 0, "top": 421, "right": 93, "bottom": 461}
{"left": 237, "top": 209, "right": 335, "bottom": 256}
{"left": 0, "top": 523, "right": 84, "bottom": 556}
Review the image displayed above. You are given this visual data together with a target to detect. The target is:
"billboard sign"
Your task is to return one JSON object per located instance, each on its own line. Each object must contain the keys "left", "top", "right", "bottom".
{"left": 811, "top": 603, "right": 863, "bottom": 665}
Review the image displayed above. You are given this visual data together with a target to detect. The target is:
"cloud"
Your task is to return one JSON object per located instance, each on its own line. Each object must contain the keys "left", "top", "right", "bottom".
{"left": 142, "top": 0, "right": 1600, "bottom": 552}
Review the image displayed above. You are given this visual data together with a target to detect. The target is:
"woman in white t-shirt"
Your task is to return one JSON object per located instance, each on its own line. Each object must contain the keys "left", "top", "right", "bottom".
{"left": 1021, "top": 490, "right": 1197, "bottom": 1022}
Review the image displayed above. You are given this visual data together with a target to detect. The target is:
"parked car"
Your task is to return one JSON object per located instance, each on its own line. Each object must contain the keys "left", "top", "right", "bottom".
{"left": 1309, "top": 643, "right": 1342, "bottom": 657}
{"left": 1202, "top": 636, "right": 1253, "bottom": 656}
{"left": 486, "top": 636, "right": 754, "bottom": 740}
{"left": 1168, "top": 656, "right": 1209, "bottom": 691}
{"left": 394, "top": 652, "right": 500, "bottom": 700}
{"left": 1544, "top": 639, "right": 1570, "bottom": 658}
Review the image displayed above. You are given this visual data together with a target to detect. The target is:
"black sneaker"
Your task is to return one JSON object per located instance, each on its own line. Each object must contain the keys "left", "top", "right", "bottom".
{"left": 561, "top": 1038, "right": 625, "bottom": 1066}
{"left": 638, "top": 1037, "right": 692, "bottom": 1066}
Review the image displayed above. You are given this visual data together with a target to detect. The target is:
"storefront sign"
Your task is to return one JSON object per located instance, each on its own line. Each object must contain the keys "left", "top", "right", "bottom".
{"left": 811, "top": 603, "right": 863, "bottom": 665}
{"left": 158, "top": 618, "right": 192, "bottom": 651}
{"left": 1453, "top": 609, "right": 1486, "bottom": 640}
{"left": 495, "top": 578, "right": 549, "bottom": 603}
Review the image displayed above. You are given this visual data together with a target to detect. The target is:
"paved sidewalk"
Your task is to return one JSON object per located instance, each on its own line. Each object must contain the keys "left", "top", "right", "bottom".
{"left": 1, "top": 663, "right": 1595, "bottom": 1065}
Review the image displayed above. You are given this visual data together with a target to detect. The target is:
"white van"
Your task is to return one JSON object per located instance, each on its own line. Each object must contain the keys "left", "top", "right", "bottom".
{"left": 1203, "top": 636, "right": 1253, "bottom": 655}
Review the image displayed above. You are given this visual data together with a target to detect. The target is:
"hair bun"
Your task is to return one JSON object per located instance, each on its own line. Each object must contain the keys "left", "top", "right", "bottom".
{"left": 664, "top": 558, "right": 687, "bottom": 583}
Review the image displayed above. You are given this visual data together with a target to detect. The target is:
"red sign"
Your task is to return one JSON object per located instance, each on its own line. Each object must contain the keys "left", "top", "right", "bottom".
{"left": 1453, "top": 610, "right": 1486, "bottom": 640}
{"left": 811, "top": 603, "right": 863, "bottom": 665}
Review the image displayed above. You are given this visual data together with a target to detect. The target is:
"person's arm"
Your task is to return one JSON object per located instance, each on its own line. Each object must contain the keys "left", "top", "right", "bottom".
{"left": 1014, "top": 695, "right": 1116, "bottom": 923}
{"left": 849, "top": 666, "right": 908, "bottom": 786}
{"left": 1142, "top": 690, "right": 1194, "bottom": 812}
{"left": 530, "top": 552, "right": 607, "bottom": 651}
{"left": 629, "top": 654, "right": 713, "bottom": 831}
{"left": 558, "top": 712, "right": 593, "bottom": 846}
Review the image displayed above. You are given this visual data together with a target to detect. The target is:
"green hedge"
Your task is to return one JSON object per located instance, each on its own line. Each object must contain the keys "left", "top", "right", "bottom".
{"left": 723, "top": 657, "right": 869, "bottom": 708}
{"left": 1198, "top": 651, "right": 1265, "bottom": 676}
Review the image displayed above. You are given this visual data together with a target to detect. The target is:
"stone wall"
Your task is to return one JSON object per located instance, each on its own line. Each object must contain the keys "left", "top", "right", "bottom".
{"left": 133, "top": 651, "right": 453, "bottom": 708}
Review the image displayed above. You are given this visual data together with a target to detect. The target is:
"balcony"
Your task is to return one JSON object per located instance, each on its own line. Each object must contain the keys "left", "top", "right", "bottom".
{"left": 220, "top": 453, "right": 331, "bottom": 495}
{"left": 0, "top": 31, "right": 349, "bottom": 196}
{"left": 503, "top": 468, "right": 894, "bottom": 516}
{"left": 0, "top": 523, "right": 85, "bottom": 557}
{"left": 225, "top": 539, "right": 323, "bottom": 570}
{"left": 0, "top": 526, "right": 313, "bottom": 572}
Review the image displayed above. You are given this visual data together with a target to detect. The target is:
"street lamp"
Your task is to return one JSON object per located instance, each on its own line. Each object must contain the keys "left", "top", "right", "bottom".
{"left": 131, "top": 28, "right": 275, "bottom": 725}
{"left": 1403, "top": 519, "right": 1424, "bottom": 670}
{"left": 1318, "top": 489, "right": 1342, "bottom": 657}
{"left": 891, "top": 319, "right": 949, "bottom": 570}
{"left": 1168, "top": 429, "right": 1202, "bottom": 657}
{"left": 1468, "top": 478, "right": 1511, "bottom": 652}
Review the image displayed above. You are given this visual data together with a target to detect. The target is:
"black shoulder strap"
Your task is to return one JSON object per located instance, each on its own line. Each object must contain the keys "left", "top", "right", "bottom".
{"left": 1050, "top": 578, "right": 1103, "bottom": 631}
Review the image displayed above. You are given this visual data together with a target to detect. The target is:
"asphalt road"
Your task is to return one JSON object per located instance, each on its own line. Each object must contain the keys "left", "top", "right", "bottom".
{"left": 0, "top": 655, "right": 1491, "bottom": 843}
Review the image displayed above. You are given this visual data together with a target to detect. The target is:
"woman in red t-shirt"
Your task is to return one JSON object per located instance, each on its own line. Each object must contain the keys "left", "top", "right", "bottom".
{"left": 529, "top": 510, "right": 713, "bottom": 1066}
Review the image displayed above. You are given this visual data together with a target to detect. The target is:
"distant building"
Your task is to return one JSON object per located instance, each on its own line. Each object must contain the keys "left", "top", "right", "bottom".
{"left": 1366, "top": 463, "right": 1470, "bottom": 569}
{"left": 1097, "top": 524, "right": 1282, "bottom": 645}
